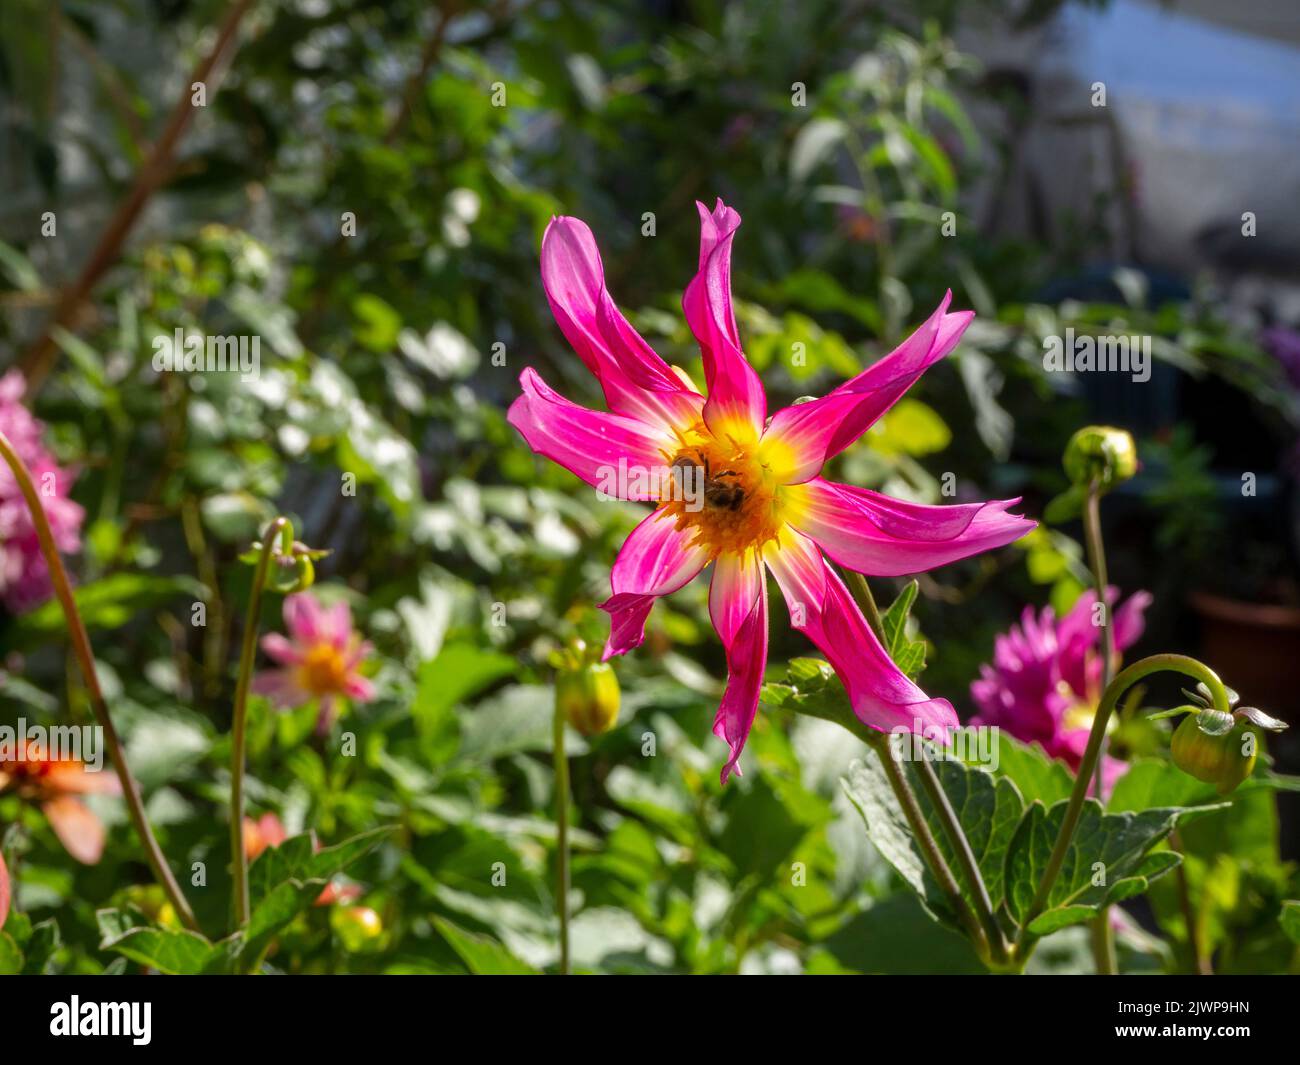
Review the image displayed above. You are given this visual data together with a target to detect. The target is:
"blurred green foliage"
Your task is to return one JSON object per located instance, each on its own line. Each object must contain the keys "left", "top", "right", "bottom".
{"left": 0, "top": 0, "right": 1296, "bottom": 974}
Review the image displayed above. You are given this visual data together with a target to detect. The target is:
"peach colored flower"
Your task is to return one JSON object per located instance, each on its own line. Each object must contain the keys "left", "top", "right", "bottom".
{"left": 0, "top": 743, "right": 120, "bottom": 864}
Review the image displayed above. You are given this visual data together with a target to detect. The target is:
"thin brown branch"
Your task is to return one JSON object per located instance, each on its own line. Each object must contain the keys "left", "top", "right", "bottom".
{"left": 19, "top": 0, "right": 255, "bottom": 394}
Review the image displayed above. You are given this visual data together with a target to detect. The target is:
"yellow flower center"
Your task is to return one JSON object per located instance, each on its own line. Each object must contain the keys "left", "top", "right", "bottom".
{"left": 296, "top": 643, "right": 352, "bottom": 697}
{"left": 657, "top": 421, "right": 791, "bottom": 558}
{"left": 1059, "top": 683, "right": 1115, "bottom": 736}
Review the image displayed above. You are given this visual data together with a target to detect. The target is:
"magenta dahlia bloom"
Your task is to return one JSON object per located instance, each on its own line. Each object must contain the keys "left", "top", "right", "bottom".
{"left": 970, "top": 588, "right": 1152, "bottom": 791}
{"left": 0, "top": 370, "right": 84, "bottom": 614}
{"left": 509, "top": 200, "right": 1035, "bottom": 781}
{"left": 252, "top": 592, "right": 376, "bottom": 734}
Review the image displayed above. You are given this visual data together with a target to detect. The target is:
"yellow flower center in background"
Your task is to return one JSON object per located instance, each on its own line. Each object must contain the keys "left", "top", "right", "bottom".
{"left": 297, "top": 643, "right": 352, "bottom": 696}
{"left": 1060, "top": 684, "right": 1115, "bottom": 737}
{"left": 658, "top": 421, "right": 790, "bottom": 558}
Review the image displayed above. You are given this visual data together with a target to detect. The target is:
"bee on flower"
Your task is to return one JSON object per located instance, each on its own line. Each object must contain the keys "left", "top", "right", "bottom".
{"left": 509, "top": 199, "right": 1035, "bottom": 781}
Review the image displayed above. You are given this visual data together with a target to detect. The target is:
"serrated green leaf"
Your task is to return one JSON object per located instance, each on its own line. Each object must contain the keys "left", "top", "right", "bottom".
{"left": 1005, "top": 799, "right": 1216, "bottom": 928}
{"left": 842, "top": 748, "right": 1024, "bottom": 927}
{"left": 973, "top": 733, "right": 1074, "bottom": 807}
{"left": 239, "top": 826, "right": 393, "bottom": 967}
{"left": 920, "top": 756, "right": 1024, "bottom": 909}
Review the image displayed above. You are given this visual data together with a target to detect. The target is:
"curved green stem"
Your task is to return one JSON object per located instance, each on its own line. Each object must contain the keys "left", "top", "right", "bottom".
{"left": 864, "top": 733, "right": 991, "bottom": 961}
{"left": 229, "top": 516, "right": 289, "bottom": 931}
{"left": 552, "top": 696, "right": 571, "bottom": 975}
{"left": 0, "top": 429, "right": 198, "bottom": 931}
{"left": 1014, "top": 653, "right": 1230, "bottom": 952}
{"left": 1082, "top": 482, "right": 1118, "bottom": 973}
{"left": 845, "top": 567, "right": 1007, "bottom": 965}
{"left": 914, "top": 756, "right": 1009, "bottom": 964}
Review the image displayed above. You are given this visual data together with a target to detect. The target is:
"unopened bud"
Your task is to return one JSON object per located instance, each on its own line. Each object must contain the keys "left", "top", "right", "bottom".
{"left": 1063, "top": 425, "right": 1138, "bottom": 493}
{"left": 556, "top": 660, "right": 621, "bottom": 737}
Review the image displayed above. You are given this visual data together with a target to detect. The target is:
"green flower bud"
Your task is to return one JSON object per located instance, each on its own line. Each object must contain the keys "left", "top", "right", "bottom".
{"left": 1062, "top": 425, "right": 1138, "bottom": 493}
{"left": 331, "top": 905, "right": 383, "bottom": 952}
{"left": 556, "top": 660, "right": 621, "bottom": 737}
{"left": 1170, "top": 710, "right": 1258, "bottom": 796}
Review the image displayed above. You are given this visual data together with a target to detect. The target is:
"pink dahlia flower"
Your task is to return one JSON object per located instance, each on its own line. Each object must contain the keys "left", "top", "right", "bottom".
{"left": 970, "top": 588, "right": 1152, "bottom": 792}
{"left": 508, "top": 200, "right": 1035, "bottom": 781}
{"left": 0, "top": 369, "right": 84, "bottom": 613}
{"left": 251, "top": 592, "right": 376, "bottom": 733}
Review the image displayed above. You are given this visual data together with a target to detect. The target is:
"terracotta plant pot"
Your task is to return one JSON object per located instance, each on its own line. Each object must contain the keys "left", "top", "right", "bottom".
{"left": 1190, "top": 590, "right": 1300, "bottom": 721}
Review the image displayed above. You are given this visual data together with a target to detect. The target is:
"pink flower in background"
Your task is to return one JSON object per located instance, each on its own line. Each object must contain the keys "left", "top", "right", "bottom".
{"left": 970, "top": 588, "right": 1152, "bottom": 793}
{"left": 0, "top": 370, "right": 84, "bottom": 614}
{"left": 508, "top": 199, "right": 1035, "bottom": 782}
{"left": 252, "top": 592, "right": 376, "bottom": 733}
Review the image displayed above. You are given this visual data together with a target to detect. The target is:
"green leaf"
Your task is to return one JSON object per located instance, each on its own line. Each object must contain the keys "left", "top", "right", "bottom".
{"left": 1005, "top": 799, "right": 1217, "bottom": 932}
{"left": 921, "top": 756, "right": 1024, "bottom": 910}
{"left": 249, "top": 826, "right": 393, "bottom": 907}
{"left": 879, "top": 580, "right": 926, "bottom": 679}
{"left": 869, "top": 399, "right": 951, "bottom": 458}
{"left": 457, "top": 685, "right": 587, "bottom": 762}
{"left": 763, "top": 658, "right": 860, "bottom": 739}
{"left": 413, "top": 642, "right": 516, "bottom": 757}
{"left": 99, "top": 922, "right": 218, "bottom": 975}
{"left": 1025, "top": 905, "right": 1095, "bottom": 935}
{"left": 0, "top": 933, "right": 22, "bottom": 974}
{"left": 0, "top": 239, "right": 42, "bottom": 291}
{"left": 790, "top": 117, "right": 846, "bottom": 182}
{"left": 433, "top": 916, "right": 538, "bottom": 974}
{"left": 7, "top": 573, "right": 207, "bottom": 649}
{"left": 248, "top": 834, "right": 317, "bottom": 906}
{"left": 818, "top": 893, "right": 985, "bottom": 975}
{"left": 21, "top": 918, "right": 60, "bottom": 974}
{"left": 1044, "top": 484, "right": 1087, "bottom": 524}
{"left": 842, "top": 749, "right": 1024, "bottom": 928}
{"left": 239, "top": 826, "right": 393, "bottom": 966}
{"left": 1280, "top": 901, "right": 1300, "bottom": 945}
{"left": 242, "top": 881, "right": 320, "bottom": 963}
{"left": 975, "top": 733, "right": 1073, "bottom": 807}
{"left": 352, "top": 293, "right": 402, "bottom": 351}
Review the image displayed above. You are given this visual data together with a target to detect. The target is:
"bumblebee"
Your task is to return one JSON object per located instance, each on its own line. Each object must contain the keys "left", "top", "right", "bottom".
{"left": 671, "top": 452, "right": 746, "bottom": 512}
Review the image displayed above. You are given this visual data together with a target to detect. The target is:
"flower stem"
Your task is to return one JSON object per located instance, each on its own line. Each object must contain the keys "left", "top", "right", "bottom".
{"left": 229, "top": 517, "right": 289, "bottom": 931}
{"left": 844, "top": 566, "right": 1008, "bottom": 965}
{"left": 0, "top": 429, "right": 198, "bottom": 931}
{"left": 1171, "top": 829, "right": 1212, "bottom": 975}
{"left": 1014, "top": 653, "right": 1231, "bottom": 952}
{"left": 914, "top": 755, "right": 1010, "bottom": 964}
{"left": 1082, "top": 481, "right": 1118, "bottom": 973}
{"left": 863, "top": 732, "right": 991, "bottom": 961}
{"left": 552, "top": 696, "right": 571, "bottom": 975}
